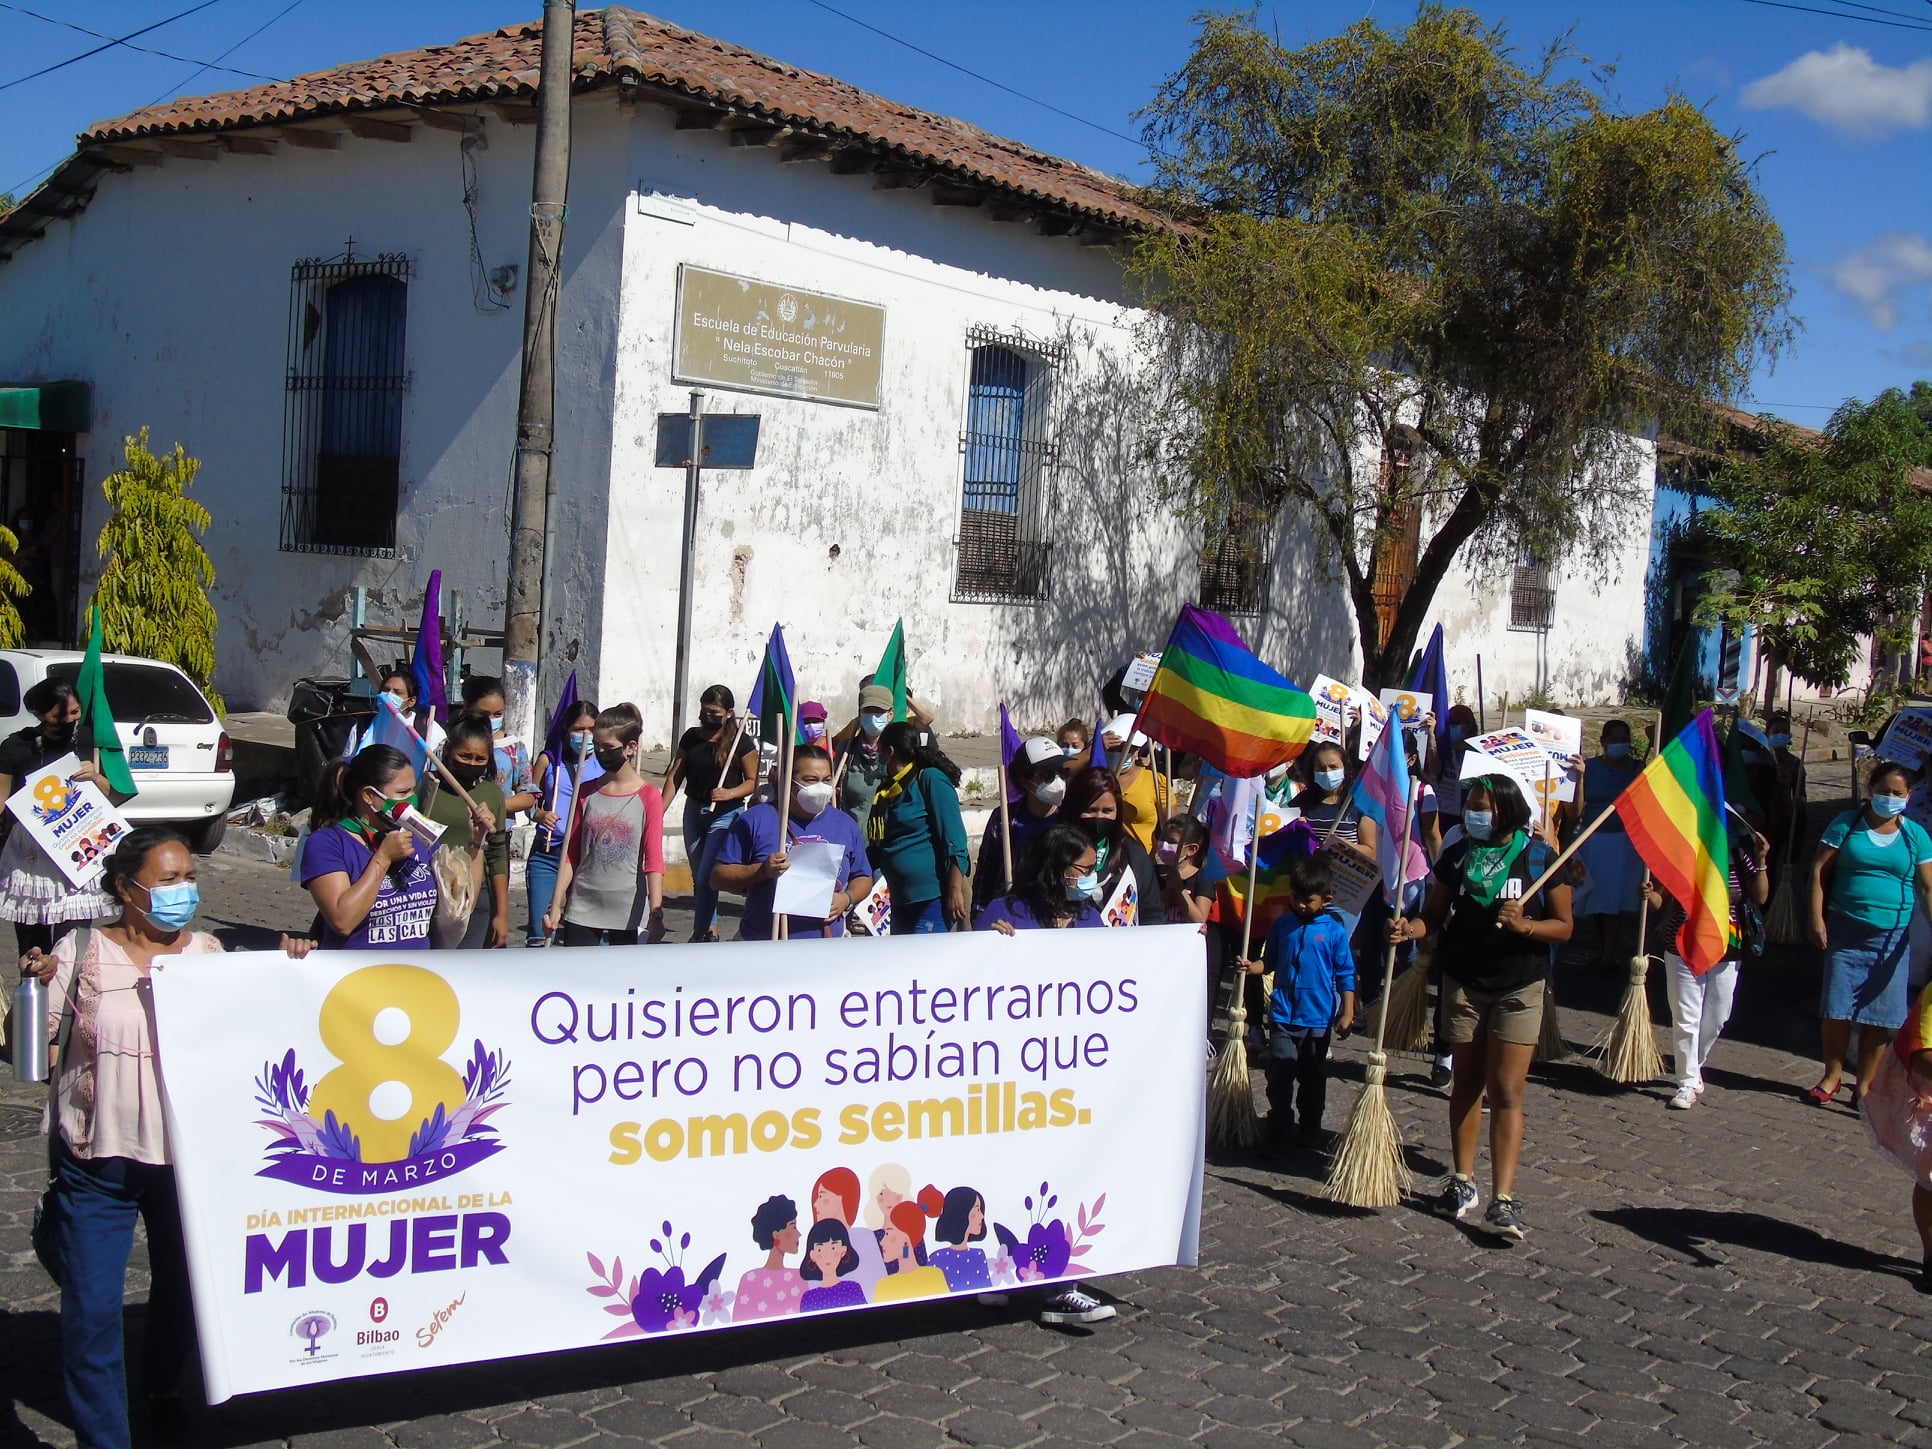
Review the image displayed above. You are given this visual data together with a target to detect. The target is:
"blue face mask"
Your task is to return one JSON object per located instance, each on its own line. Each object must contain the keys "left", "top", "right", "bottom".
{"left": 141, "top": 881, "right": 199, "bottom": 931}
{"left": 1770, "top": 734, "right": 1791, "bottom": 748}
{"left": 1066, "top": 872, "right": 1101, "bottom": 903}
{"left": 1605, "top": 743, "right": 1631, "bottom": 759}
{"left": 567, "top": 731, "right": 593, "bottom": 756}
{"left": 1872, "top": 794, "right": 1909, "bottom": 819}
{"left": 1314, "top": 767, "right": 1346, "bottom": 793}
{"left": 1463, "top": 810, "right": 1494, "bottom": 841}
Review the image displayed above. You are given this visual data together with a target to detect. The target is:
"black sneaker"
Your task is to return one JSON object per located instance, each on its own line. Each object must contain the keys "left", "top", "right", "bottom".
{"left": 1429, "top": 1062, "right": 1453, "bottom": 1089}
{"left": 1431, "top": 1176, "right": 1480, "bottom": 1222}
{"left": 1481, "top": 1196, "right": 1526, "bottom": 1242}
{"left": 1039, "top": 1287, "right": 1116, "bottom": 1325}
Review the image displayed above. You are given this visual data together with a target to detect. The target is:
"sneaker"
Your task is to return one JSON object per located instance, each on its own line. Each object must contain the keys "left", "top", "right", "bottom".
{"left": 1039, "top": 1287, "right": 1116, "bottom": 1325}
{"left": 975, "top": 1293, "right": 1009, "bottom": 1308}
{"left": 1481, "top": 1196, "right": 1527, "bottom": 1242}
{"left": 1667, "top": 1084, "right": 1699, "bottom": 1110}
{"left": 1429, "top": 1062, "right": 1453, "bottom": 1090}
{"left": 1431, "top": 1176, "right": 1480, "bottom": 1222}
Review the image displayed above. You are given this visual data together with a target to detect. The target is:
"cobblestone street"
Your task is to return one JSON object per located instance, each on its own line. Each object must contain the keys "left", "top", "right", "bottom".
{"left": 8, "top": 794, "right": 1932, "bottom": 1448}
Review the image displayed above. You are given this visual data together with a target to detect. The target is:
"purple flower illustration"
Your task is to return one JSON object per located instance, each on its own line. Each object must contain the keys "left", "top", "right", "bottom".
{"left": 997, "top": 1181, "right": 1106, "bottom": 1284}
{"left": 600, "top": 1221, "right": 726, "bottom": 1336}
{"left": 1021, "top": 1220, "right": 1072, "bottom": 1281}
{"left": 632, "top": 1266, "right": 701, "bottom": 1333}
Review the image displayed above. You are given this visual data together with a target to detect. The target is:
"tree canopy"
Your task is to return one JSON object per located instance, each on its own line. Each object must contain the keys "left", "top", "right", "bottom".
{"left": 1688, "top": 383, "right": 1932, "bottom": 694}
{"left": 1129, "top": 4, "right": 1792, "bottom": 685}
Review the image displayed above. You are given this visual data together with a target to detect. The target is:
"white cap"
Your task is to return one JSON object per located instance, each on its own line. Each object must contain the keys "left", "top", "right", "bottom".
{"left": 1021, "top": 736, "right": 1063, "bottom": 767}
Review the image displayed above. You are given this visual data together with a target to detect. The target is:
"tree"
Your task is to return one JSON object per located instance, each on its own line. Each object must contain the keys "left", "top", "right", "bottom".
{"left": 92, "top": 429, "right": 222, "bottom": 711}
{"left": 1129, "top": 6, "right": 1792, "bottom": 686}
{"left": 0, "top": 523, "right": 28, "bottom": 646}
{"left": 1688, "top": 385, "right": 1932, "bottom": 696}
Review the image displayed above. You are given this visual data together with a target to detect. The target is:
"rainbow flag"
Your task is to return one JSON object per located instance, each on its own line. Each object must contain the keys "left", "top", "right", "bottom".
{"left": 1136, "top": 604, "right": 1317, "bottom": 777}
{"left": 1215, "top": 817, "right": 1320, "bottom": 939}
{"left": 1614, "top": 708, "right": 1731, "bottom": 974}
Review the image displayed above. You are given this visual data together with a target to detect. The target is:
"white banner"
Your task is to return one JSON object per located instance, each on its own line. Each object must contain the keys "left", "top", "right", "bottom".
{"left": 153, "top": 930, "right": 1207, "bottom": 1400}
{"left": 4, "top": 752, "right": 132, "bottom": 888}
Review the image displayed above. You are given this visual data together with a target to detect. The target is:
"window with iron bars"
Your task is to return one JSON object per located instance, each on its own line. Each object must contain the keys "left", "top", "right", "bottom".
{"left": 280, "top": 254, "right": 411, "bottom": 555}
{"left": 952, "top": 326, "right": 1063, "bottom": 604}
{"left": 1198, "top": 496, "right": 1272, "bottom": 617}
{"left": 1509, "top": 552, "right": 1556, "bottom": 631}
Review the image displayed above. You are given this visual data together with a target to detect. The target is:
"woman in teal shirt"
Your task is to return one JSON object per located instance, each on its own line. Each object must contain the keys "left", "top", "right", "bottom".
{"left": 865, "top": 723, "right": 971, "bottom": 934}
{"left": 1807, "top": 759, "right": 1932, "bottom": 1106}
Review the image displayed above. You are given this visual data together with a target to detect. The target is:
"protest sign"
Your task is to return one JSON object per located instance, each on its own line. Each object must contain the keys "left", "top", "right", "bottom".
{"left": 1308, "top": 675, "right": 1352, "bottom": 743}
{"left": 1354, "top": 690, "right": 1390, "bottom": 761}
{"left": 152, "top": 930, "right": 1207, "bottom": 1400}
{"left": 1461, "top": 728, "right": 1577, "bottom": 805}
{"left": 770, "top": 840, "right": 843, "bottom": 920}
{"left": 1120, "top": 654, "right": 1161, "bottom": 695}
{"left": 1319, "top": 844, "right": 1382, "bottom": 916}
{"left": 851, "top": 877, "right": 892, "bottom": 936}
{"left": 1879, "top": 709, "right": 1932, "bottom": 769}
{"left": 1101, "top": 871, "right": 1138, "bottom": 927}
{"left": 1378, "top": 688, "right": 1435, "bottom": 766}
{"left": 1523, "top": 709, "right": 1583, "bottom": 764}
{"left": 4, "top": 752, "right": 132, "bottom": 888}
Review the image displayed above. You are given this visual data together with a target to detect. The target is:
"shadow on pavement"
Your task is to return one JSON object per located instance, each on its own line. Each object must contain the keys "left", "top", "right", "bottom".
{"left": 1592, "top": 1205, "right": 1917, "bottom": 1279}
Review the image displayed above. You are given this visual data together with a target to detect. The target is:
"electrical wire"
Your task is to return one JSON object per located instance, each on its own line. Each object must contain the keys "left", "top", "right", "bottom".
{"left": 143, "top": 0, "right": 307, "bottom": 104}
{"left": 0, "top": 0, "right": 226, "bottom": 92}
{"left": 0, "top": 1, "right": 279, "bottom": 84}
{"left": 798, "top": 0, "right": 1153, "bottom": 153}
{"left": 1737, "top": 0, "right": 1932, "bottom": 31}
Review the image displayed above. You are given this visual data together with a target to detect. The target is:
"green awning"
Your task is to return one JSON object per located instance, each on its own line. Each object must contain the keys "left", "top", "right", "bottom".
{"left": 0, "top": 381, "right": 91, "bottom": 432}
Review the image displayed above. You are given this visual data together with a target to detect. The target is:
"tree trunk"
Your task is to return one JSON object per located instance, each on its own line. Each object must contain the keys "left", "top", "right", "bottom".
{"left": 1360, "top": 481, "right": 1495, "bottom": 690}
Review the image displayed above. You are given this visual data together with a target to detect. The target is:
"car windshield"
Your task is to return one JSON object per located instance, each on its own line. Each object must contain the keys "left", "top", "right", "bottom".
{"left": 45, "top": 663, "right": 215, "bottom": 725}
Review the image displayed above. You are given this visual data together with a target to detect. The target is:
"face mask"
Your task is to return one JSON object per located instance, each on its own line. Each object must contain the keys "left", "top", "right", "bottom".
{"left": 1314, "top": 767, "right": 1345, "bottom": 793}
{"left": 1266, "top": 762, "right": 1290, "bottom": 783}
{"left": 1062, "top": 744, "right": 1080, "bottom": 758}
{"left": 1066, "top": 872, "right": 1101, "bottom": 903}
{"left": 1770, "top": 734, "right": 1792, "bottom": 748}
{"left": 139, "top": 881, "right": 199, "bottom": 931}
{"left": 488, "top": 713, "right": 505, "bottom": 734}
{"left": 859, "top": 711, "right": 888, "bottom": 739}
{"left": 568, "top": 731, "right": 593, "bottom": 756}
{"left": 367, "top": 790, "right": 413, "bottom": 821}
{"left": 1605, "top": 743, "right": 1630, "bottom": 759}
{"left": 1155, "top": 841, "right": 1180, "bottom": 865}
{"left": 802, "top": 723, "right": 827, "bottom": 742}
{"left": 1872, "top": 794, "right": 1909, "bottom": 819}
{"left": 595, "top": 744, "right": 629, "bottom": 773}
{"left": 1448, "top": 728, "right": 1466, "bottom": 745}
{"left": 446, "top": 760, "right": 488, "bottom": 789}
{"left": 1463, "top": 810, "right": 1494, "bottom": 841}
{"left": 699, "top": 711, "right": 726, "bottom": 730}
{"left": 382, "top": 690, "right": 408, "bottom": 709}
{"left": 794, "top": 781, "right": 834, "bottom": 818}
{"left": 1030, "top": 776, "right": 1067, "bottom": 808}
{"left": 45, "top": 717, "right": 76, "bottom": 741}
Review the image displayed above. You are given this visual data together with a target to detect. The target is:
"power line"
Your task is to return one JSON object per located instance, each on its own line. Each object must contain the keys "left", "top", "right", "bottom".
{"left": 0, "top": 0, "right": 226, "bottom": 93}
{"left": 143, "top": 0, "right": 306, "bottom": 104}
{"left": 1736, "top": 0, "right": 1932, "bottom": 31}
{"left": 799, "top": 0, "right": 1152, "bottom": 154}
{"left": 1823, "top": 0, "right": 1932, "bottom": 22}
{"left": 0, "top": 1, "right": 278, "bottom": 84}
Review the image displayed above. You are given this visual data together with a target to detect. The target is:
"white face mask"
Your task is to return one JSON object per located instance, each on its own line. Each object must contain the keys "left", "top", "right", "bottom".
{"left": 793, "top": 781, "right": 834, "bottom": 818}
{"left": 1030, "top": 776, "right": 1067, "bottom": 808}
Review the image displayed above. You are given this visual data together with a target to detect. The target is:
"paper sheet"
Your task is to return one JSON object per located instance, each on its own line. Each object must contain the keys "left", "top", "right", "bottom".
{"left": 771, "top": 839, "right": 844, "bottom": 919}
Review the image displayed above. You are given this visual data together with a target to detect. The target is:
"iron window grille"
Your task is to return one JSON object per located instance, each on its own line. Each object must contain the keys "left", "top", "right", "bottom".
{"left": 1509, "top": 553, "right": 1556, "bottom": 632}
{"left": 280, "top": 253, "right": 411, "bottom": 555}
{"left": 1198, "top": 497, "right": 1272, "bottom": 617}
{"left": 952, "top": 325, "right": 1063, "bottom": 604}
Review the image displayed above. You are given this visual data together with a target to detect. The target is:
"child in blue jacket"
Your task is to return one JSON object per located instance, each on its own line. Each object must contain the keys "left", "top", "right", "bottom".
{"left": 1237, "top": 853, "right": 1356, "bottom": 1154}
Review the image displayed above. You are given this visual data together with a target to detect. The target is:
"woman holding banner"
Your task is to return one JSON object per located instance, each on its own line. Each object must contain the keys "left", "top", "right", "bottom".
{"left": 1390, "top": 774, "right": 1571, "bottom": 1243}
{"left": 976, "top": 825, "right": 1106, "bottom": 932}
{"left": 712, "top": 745, "right": 871, "bottom": 941}
{"left": 22, "top": 827, "right": 314, "bottom": 1448}
{"left": 973, "top": 738, "right": 1070, "bottom": 911}
{"left": 866, "top": 723, "right": 971, "bottom": 933}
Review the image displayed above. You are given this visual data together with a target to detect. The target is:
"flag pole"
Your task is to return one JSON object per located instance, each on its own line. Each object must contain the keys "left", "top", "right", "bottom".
{"left": 1208, "top": 836, "right": 1265, "bottom": 1150}
{"left": 544, "top": 734, "right": 593, "bottom": 946}
{"left": 996, "top": 757, "right": 1015, "bottom": 892}
{"left": 777, "top": 712, "right": 795, "bottom": 942}
{"left": 1598, "top": 710, "right": 1665, "bottom": 1083}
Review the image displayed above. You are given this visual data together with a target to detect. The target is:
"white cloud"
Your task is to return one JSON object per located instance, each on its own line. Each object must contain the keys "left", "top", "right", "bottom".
{"left": 1741, "top": 43, "right": 1932, "bottom": 137}
{"left": 1826, "top": 232, "right": 1932, "bottom": 329}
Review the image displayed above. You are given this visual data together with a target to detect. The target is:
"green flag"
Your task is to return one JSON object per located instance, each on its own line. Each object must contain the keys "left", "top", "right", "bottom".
{"left": 874, "top": 619, "right": 908, "bottom": 722}
{"left": 79, "top": 604, "right": 136, "bottom": 797}
{"left": 1660, "top": 641, "right": 1700, "bottom": 745}
{"left": 748, "top": 623, "right": 797, "bottom": 749}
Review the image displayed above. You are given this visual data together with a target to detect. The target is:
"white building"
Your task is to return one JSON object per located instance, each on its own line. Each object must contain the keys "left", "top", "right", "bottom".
{"left": 0, "top": 6, "right": 1659, "bottom": 741}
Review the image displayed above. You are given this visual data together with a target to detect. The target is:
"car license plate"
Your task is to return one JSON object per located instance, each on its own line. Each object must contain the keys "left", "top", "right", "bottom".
{"left": 128, "top": 746, "right": 169, "bottom": 769}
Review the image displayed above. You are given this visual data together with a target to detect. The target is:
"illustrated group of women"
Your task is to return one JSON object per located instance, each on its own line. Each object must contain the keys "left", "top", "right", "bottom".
{"left": 6, "top": 649, "right": 1932, "bottom": 1448}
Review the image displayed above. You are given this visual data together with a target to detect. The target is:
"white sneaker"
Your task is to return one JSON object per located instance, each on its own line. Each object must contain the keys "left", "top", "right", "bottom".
{"left": 1667, "top": 1084, "right": 1699, "bottom": 1110}
{"left": 1039, "top": 1287, "right": 1115, "bottom": 1325}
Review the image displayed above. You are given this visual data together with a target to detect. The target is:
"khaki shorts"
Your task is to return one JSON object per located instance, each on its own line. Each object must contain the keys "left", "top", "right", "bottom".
{"left": 1442, "top": 979, "right": 1546, "bottom": 1047}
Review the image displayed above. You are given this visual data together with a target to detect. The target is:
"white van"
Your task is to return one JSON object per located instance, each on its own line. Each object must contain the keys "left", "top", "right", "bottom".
{"left": 0, "top": 649, "right": 235, "bottom": 852}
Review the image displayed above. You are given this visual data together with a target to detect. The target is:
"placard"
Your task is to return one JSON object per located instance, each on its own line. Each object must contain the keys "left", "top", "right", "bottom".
{"left": 1354, "top": 690, "right": 1390, "bottom": 761}
{"left": 1879, "top": 709, "right": 1932, "bottom": 769}
{"left": 4, "top": 751, "right": 132, "bottom": 888}
{"left": 850, "top": 877, "right": 892, "bottom": 936}
{"left": 1121, "top": 655, "right": 1161, "bottom": 695}
{"left": 1101, "top": 872, "right": 1138, "bottom": 927}
{"left": 674, "top": 264, "right": 886, "bottom": 408}
{"left": 1318, "top": 843, "right": 1382, "bottom": 916}
{"left": 1308, "top": 674, "right": 1352, "bottom": 743}
{"left": 1523, "top": 709, "right": 1583, "bottom": 764}
{"left": 153, "top": 932, "right": 1206, "bottom": 1400}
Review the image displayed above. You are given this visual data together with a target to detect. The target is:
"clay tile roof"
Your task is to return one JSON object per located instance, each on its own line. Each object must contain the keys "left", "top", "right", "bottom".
{"left": 79, "top": 5, "right": 1164, "bottom": 233}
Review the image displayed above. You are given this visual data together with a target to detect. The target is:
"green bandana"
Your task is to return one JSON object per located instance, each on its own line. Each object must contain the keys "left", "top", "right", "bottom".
{"left": 1461, "top": 831, "right": 1528, "bottom": 908}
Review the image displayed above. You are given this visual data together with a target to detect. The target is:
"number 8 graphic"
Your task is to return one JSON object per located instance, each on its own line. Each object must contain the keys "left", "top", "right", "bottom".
{"left": 34, "top": 777, "right": 69, "bottom": 814}
{"left": 308, "top": 965, "right": 467, "bottom": 1164}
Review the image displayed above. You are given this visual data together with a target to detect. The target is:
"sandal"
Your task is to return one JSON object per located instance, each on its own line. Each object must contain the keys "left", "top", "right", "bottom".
{"left": 1804, "top": 1082, "right": 1843, "bottom": 1106}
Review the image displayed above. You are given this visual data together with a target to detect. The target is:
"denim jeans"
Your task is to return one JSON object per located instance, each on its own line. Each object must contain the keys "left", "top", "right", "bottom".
{"left": 54, "top": 1145, "right": 194, "bottom": 1449}
{"left": 893, "top": 896, "right": 949, "bottom": 935}
{"left": 683, "top": 802, "right": 742, "bottom": 937}
{"left": 525, "top": 847, "right": 561, "bottom": 946}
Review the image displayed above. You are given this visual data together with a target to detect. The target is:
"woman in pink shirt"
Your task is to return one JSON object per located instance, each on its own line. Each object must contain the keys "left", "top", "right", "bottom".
{"left": 21, "top": 827, "right": 312, "bottom": 1448}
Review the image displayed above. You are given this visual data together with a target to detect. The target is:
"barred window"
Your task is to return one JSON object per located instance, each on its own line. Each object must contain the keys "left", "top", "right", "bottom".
{"left": 1509, "top": 551, "right": 1556, "bottom": 632}
{"left": 281, "top": 254, "right": 411, "bottom": 555}
{"left": 952, "top": 327, "right": 1062, "bottom": 604}
{"left": 1199, "top": 496, "right": 1272, "bottom": 617}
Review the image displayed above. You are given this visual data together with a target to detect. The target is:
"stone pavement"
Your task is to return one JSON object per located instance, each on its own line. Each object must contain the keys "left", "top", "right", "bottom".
{"left": 9, "top": 784, "right": 1932, "bottom": 1448}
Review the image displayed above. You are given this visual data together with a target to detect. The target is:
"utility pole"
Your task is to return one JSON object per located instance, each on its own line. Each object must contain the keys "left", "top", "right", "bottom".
{"left": 670, "top": 389, "right": 705, "bottom": 748}
{"left": 503, "top": 0, "right": 574, "bottom": 750}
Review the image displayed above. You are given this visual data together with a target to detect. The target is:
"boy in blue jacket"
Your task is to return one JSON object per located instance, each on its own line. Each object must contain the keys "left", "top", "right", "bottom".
{"left": 1237, "top": 854, "right": 1356, "bottom": 1154}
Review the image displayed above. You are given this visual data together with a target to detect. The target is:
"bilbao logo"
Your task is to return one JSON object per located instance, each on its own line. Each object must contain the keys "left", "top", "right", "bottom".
{"left": 254, "top": 964, "right": 510, "bottom": 1194}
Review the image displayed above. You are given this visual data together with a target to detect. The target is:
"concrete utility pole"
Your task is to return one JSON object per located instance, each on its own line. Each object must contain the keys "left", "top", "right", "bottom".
{"left": 503, "top": 0, "right": 574, "bottom": 749}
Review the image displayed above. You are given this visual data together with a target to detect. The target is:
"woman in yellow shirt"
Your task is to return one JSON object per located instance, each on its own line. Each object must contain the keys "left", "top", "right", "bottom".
{"left": 870, "top": 1196, "right": 950, "bottom": 1303}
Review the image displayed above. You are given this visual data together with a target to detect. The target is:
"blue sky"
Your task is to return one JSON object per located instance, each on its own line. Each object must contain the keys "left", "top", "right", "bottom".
{"left": 2, "top": 1, "right": 1929, "bottom": 427}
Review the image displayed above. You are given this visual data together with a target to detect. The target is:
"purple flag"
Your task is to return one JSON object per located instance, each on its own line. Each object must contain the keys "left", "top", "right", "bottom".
{"left": 1407, "top": 623, "right": 1451, "bottom": 768}
{"left": 1089, "top": 712, "right": 1108, "bottom": 769}
{"left": 411, "top": 570, "right": 449, "bottom": 724}
{"left": 1000, "top": 703, "right": 1024, "bottom": 802}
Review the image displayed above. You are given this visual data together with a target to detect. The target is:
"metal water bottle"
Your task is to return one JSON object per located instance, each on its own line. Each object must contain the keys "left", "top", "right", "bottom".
{"left": 12, "top": 974, "right": 48, "bottom": 1083}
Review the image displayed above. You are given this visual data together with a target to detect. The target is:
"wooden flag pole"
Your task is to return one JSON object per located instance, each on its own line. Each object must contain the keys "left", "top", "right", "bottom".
{"left": 996, "top": 759, "right": 1015, "bottom": 892}
{"left": 1208, "top": 837, "right": 1265, "bottom": 1149}
{"left": 1596, "top": 708, "right": 1665, "bottom": 1083}
{"left": 1158, "top": 745, "right": 1172, "bottom": 829}
{"left": 776, "top": 713, "right": 795, "bottom": 942}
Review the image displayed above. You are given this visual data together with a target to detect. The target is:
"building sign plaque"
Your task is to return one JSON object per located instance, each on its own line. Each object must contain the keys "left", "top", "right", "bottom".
{"left": 672, "top": 264, "right": 885, "bottom": 409}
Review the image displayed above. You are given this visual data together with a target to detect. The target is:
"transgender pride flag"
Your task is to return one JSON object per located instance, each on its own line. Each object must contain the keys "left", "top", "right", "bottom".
{"left": 1355, "top": 708, "right": 1428, "bottom": 898}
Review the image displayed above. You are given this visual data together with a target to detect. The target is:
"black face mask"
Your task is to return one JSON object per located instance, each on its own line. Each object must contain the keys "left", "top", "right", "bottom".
{"left": 699, "top": 712, "right": 726, "bottom": 731}
{"left": 445, "top": 760, "right": 488, "bottom": 789}
{"left": 595, "top": 745, "right": 629, "bottom": 772}
{"left": 44, "top": 717, "right": 76, "bottom": 742}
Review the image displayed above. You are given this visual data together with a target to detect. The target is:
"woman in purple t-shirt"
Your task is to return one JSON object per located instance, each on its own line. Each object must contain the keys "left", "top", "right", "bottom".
{"left": 973, "top": 825, "right": 1106, "bottom": 934}
{"left": 302, "top": 746, "right": 491, "bottom": 950}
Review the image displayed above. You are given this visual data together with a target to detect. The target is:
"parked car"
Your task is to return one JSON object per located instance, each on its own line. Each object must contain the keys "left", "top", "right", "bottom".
{"left": 0, "top": 649, "right": 235, "bottom": 852}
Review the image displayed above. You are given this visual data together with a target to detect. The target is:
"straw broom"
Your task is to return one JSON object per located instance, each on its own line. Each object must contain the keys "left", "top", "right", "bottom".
{"left": 1593, "top": 896, "right": 1663, "bottom": 1083}
{"left": 1325, "top": 777, "right": 1419, "bottom": 1207}
{"left": 1208, "top": 844, "right": 1264, "bottom": 1149}
{"left": 1763, "top": 716, "right": 1811, "bottom": 946}
{"left": 1383, "top": 952, "right": 1434, "bottom": 1053}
